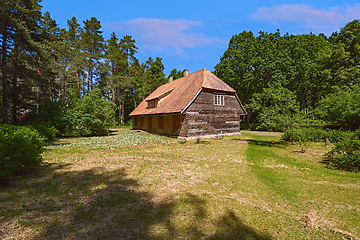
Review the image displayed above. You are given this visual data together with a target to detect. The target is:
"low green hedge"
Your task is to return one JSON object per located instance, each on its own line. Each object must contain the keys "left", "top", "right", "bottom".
{"left": 26, "top": 121, "right": 60, "bottom": 141}
{"left": 282, "top": 128, "right": 354, "bottom": 143}
{"left": 0, "top": 125, "right": 45, "bottom": 184}
{"left": 281, "top": 128, "right": 360, "bottom": 172}
{"left": 325, "top": 140, "right": 360, "bottom": 172}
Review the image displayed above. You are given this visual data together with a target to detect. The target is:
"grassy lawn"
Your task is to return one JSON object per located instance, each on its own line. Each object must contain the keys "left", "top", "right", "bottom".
{"left": 1, "top": 129, "right": 359, "bottom": 239}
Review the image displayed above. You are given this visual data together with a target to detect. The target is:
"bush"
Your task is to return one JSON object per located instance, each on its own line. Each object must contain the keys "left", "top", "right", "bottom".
{"left": 247, "top": 84, "right": 299, "bottom": 132}
{"left": 282, "top": 128, "right": 354, "bottom": 143}
{"left": 0, "top": 125, "right": 45, "bottom": 184}
{"left": 352, "top": 129, "right": 360, "bottom": 140}
{"left": 117, "top": 119, "right": 132, "bottom": 129}
{"left": 65, "top": 88, "right": 116, "bottom": 136}
{"left": 26, "top": 122, "right": 60, "bottom": 141}
{"left": 316, "top": 85, "right": 360, "bottom": 131}
{"left": 22, "top": 100, "right": 68, "bottom": 134}
{"left": 325, "top": 140, "right": 360, "bottom": 172}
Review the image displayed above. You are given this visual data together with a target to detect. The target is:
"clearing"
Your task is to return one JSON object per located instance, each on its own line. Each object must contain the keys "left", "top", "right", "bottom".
{"left": 0, "top": 129, "right": 359, "bottom": 239}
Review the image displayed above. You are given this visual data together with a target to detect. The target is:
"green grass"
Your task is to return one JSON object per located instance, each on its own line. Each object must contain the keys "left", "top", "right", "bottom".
{"left": 0, "top": 129, "right": 359, "bottom": 239}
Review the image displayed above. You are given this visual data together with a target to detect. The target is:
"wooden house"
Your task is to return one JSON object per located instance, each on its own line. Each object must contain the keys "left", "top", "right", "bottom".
{"left": 129, "top": 68, "right": 246, "bottom": 139}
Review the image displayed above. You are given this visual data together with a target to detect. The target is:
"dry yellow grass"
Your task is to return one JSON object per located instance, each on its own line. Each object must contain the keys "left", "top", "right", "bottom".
{"left": 0, "top": 129, "right": 359, "bottom": 239}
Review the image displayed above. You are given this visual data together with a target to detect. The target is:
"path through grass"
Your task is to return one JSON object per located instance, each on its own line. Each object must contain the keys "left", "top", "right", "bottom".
{"left": 0, "top": 130, "right": 359, "bottom": 239}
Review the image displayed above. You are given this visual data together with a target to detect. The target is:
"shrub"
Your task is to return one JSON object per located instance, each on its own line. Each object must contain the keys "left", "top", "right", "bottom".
{"left": 0, "top": 125, "right": 45, "bottom": 184}
{"left": 282, "top": 128, "right": 353, "bottom": 143}
{"left": 316, "top": 85, "right": 360, "bottom": 131}
{"left": 65, "top": 88, "right": 116, "bottom": 136}
{"left": 123, "top": 119, "right": 133, "bottom": 128}
{"left": 247, "top": 84, "right": 299, "bottom": 132}
{"left": 325, "top": 140, "right": 360, "bottom": 172}
{"left": 26, "top": 122, "right": 60, "bottom": 141}
{"left": 22, "top": 100, "right": 68, "bottom": 134}
{"left": 352, "top": 129, "right": 360, "bottom": 140}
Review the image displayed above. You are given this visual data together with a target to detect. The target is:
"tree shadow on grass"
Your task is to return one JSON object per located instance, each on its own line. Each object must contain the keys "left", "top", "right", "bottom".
{"left": 209, "top": 210, "right": 272, "bottom": 240}
{"left": 0, "top": 162, "right": 272, "bottom": 240}
{"left": 232, "top": 138, "right": 289, "bottom": 148}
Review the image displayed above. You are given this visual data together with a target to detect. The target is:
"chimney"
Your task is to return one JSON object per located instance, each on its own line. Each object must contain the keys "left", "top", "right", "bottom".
{"left": 168, "top": 76, "right": 173, "bottom": 83}
{"left": 183, "top": 69, "right": 189, "bottom": 77}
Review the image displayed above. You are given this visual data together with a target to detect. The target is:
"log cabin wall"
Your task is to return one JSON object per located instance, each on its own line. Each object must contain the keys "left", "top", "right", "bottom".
{"left": 131, "top": 89, "right": 242, "bottom": 138}
{"left": 132, "top": 114, "right": 185, "bottom": 136}
{"left": 181, "top": 89, "right": 242, "bottom": 137}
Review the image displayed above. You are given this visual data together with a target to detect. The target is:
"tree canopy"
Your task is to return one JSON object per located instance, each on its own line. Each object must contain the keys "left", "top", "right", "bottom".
{"left": 1, "top": 1, "right": 360, "bottom": 136}
{"left": 0, "top": 1, "right": 171, "bottom": 126}
{"left": 214, "top": 21, "right": 360, "bottom": 131}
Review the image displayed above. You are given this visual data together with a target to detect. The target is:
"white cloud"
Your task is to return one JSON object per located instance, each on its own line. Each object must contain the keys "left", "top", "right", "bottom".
{"left": 250, "top": 4, "right": 360, "bottom": 34}
{"left": 104, "top": 18, "right": 223, "bottom": 56}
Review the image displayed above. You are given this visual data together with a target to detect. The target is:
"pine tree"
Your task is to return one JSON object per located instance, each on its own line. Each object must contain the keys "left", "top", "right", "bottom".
{"left": 65, "top": 16, "right": 83, "bottom": 100}
{"left": 105, "top": 32, "right": 123, "bottom": 103}
{"left": 168, "top": 68, "right": 183, "bottom": 80}
{"left": 129, "top": 58, "right": 147, "bottom": 107}
{"left": 81, "top": 17, "right": 104, "bottom": 92}
{"left": 0, "top": 0, "right": 48, "bottom": 123}
{"left": 38, "top": 11, "right": 63, "bottom": 104}
{"left": 117, "top": 35, "right": 137, "bottom": 124}
{"left": 145, "top": 57, "right": 166, "bottom": 94}
{"left": 0, "top": 0, "right": 12, "bottom": 123}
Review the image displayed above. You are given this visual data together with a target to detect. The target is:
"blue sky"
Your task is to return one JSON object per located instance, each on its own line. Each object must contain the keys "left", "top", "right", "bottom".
{"left": 41, "top": 0, "right": 360, "bottom": 76}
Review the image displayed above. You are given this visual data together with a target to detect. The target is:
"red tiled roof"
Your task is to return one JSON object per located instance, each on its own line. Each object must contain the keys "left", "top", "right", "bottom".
{"left": 129, "top": 68, "right": 238, "bottom": 116}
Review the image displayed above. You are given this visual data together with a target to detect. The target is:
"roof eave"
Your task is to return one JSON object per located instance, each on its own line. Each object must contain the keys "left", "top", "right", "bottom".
{"left": 181, "top": 88, "right": 203, "bottom": 114}
{"left": 202, "top": 87, "right": 236, "bottom": 93}
{"left": 235, "top": 94, "right": 247, "bottom": 115}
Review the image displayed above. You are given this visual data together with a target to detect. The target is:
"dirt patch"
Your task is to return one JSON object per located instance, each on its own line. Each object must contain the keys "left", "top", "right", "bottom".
{"left": 297, "top": 211, "right": 359, "bottom": 239}
{"left": 297, "top": 211, "right": 333, "bottom": 231}
{"left": 331, "top": 228, "right": 360, "bottom": 240}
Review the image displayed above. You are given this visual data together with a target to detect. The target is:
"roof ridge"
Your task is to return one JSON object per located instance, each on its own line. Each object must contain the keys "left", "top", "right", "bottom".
{"left": 201, "top": 68, "right": 206, "bottom": 87}
{"left": 201, "top": 68, "right": 209, "bottom": 88}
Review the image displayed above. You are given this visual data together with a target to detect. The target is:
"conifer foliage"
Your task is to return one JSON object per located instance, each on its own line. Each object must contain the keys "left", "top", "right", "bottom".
{"left": 0, "top": 0, "right": 167, "bottom": 126}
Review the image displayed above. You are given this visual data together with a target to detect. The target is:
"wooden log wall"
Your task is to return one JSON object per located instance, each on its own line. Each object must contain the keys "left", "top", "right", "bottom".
{"left": 181, "top": 89, "right": 242, "bottom": 137}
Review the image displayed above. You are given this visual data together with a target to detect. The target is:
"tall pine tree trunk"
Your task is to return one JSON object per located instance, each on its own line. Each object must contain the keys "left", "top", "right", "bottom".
{"left": 111, "top": 64, "right": 115, "bottom": 103}
{"left": 121, "top": 89, "right": 125, "bottom": 125}
{"left": 37, "top": 57, "right": 40, "bottom": 113}
{"left": 112, "top": 87, "right": 115, "bottom": 103}
{"left": 49, "top": 78, "right": 52, "bottom": 101}
{"left": 118, "top": 90, "right": 122, "bottom": 125}
{"left": 36, "top": 88, "right": 40, "bottom": 113}
{"left": 87, "top": 70, "right": 90, "bottom": 93}
{"left": 58, "top": 71, "right": 62, "bottom": 102}
{"left": 89, "top": 57, "right": 93, "bottom": 90}
{"left": 90, "top": 68, "right": 93, "bottom": 90}
{"left": 76, "top": 69, "right": 80, "bottom": 98}
{"left": 2, "top": 24, "right": 9, "bottom": 124}
{"left": 12, "top": 41, "right": 18, "bottom": 123}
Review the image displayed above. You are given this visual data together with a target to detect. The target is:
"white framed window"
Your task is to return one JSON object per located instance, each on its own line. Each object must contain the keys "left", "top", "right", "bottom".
{"left": 214, "top": 95, "right": 224, "bottom": 106}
